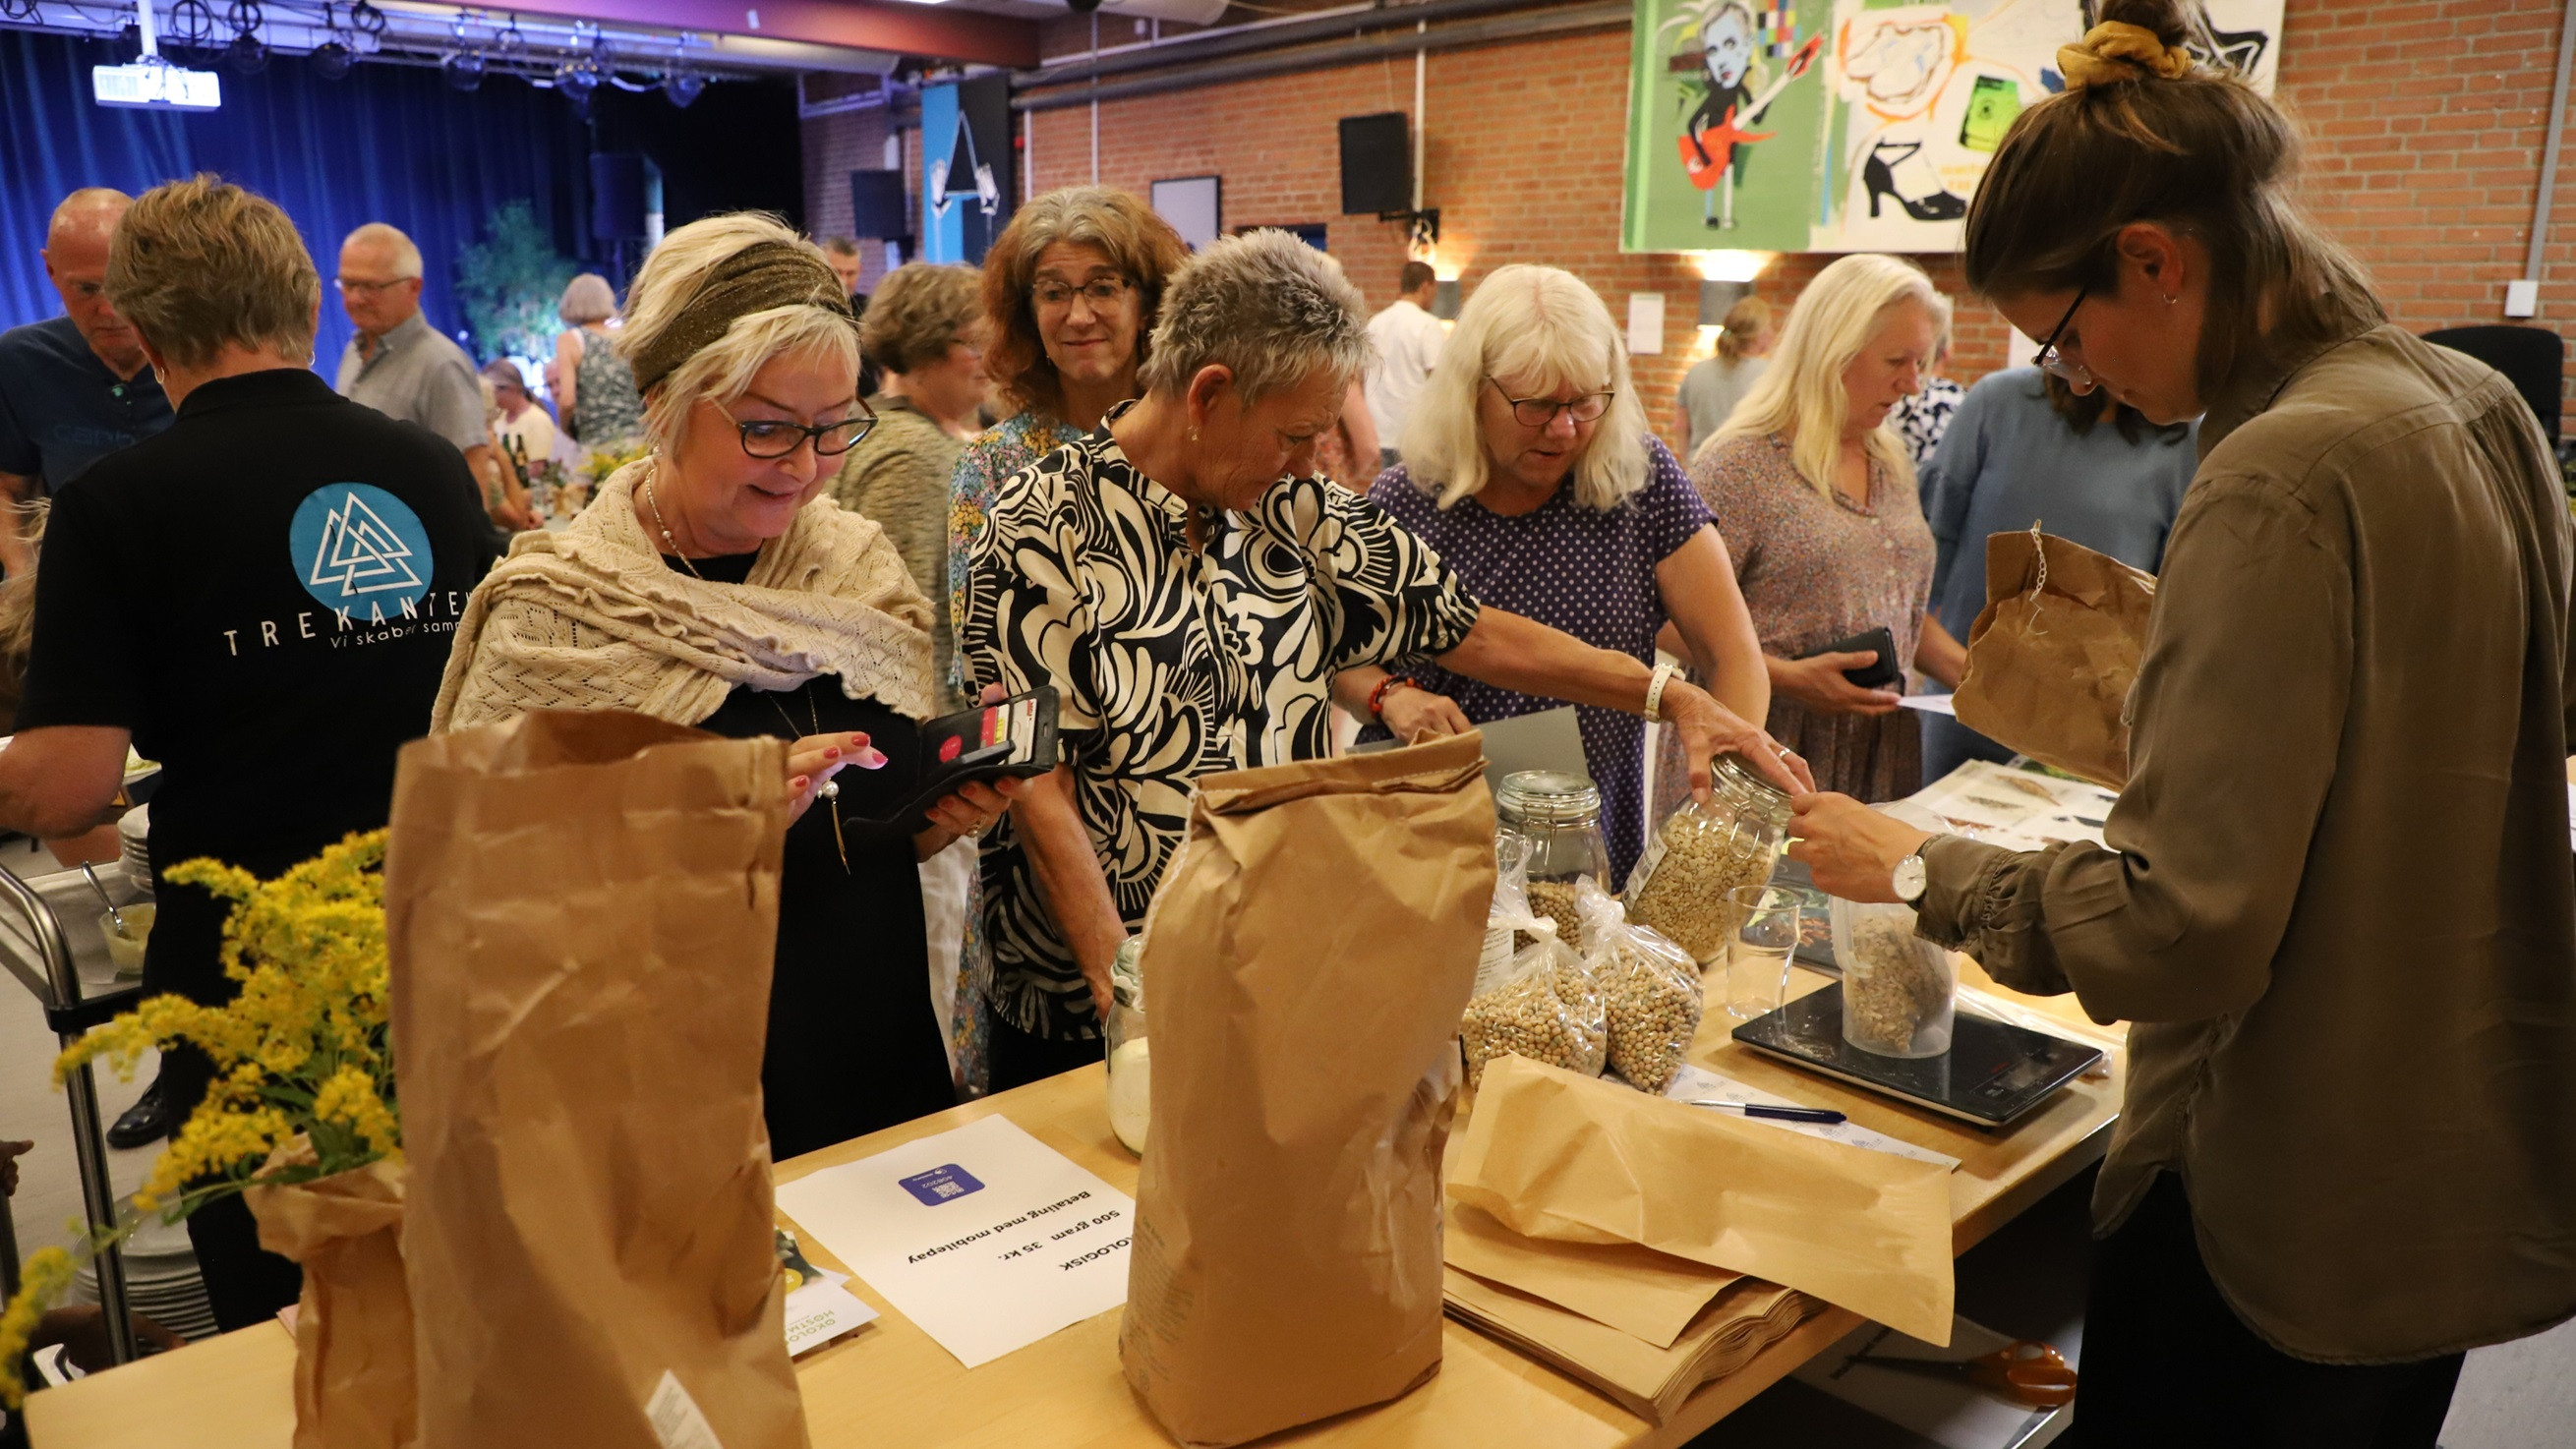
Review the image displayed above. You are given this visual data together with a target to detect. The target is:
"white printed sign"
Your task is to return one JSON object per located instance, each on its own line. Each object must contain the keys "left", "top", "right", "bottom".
{"left": 772, "top": 1115, "right": 1134, "bottom": 1368}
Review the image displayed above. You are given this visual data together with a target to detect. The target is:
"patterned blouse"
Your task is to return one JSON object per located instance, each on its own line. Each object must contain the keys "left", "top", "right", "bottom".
{"left": 1690, "top": 432, "right": 1935, "bottom": 803}
{"left": 568, "top": 326, "right": 645, "bottom": 450}
{"left": 961, "top": 405, "right": 1484, "bottom": 1039}
{"left": 947, "top": 408, "right": 1081, "bottom": 699}
{"left": 1888, "top": 377, "right": 1965, "bottom": 470}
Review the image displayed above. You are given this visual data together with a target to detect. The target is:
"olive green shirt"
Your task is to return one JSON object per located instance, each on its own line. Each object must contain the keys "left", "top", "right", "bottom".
{"left": 831, "top": 394, "right": 967, "bottom": 715}
{"left": 1918, "top": 323, "right": 2576, "bottom": 1363}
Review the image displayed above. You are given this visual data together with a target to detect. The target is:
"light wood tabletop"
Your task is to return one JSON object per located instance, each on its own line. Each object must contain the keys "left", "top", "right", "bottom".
{"left": 27, "top": 964, "right": 2121, "bottom": 1449}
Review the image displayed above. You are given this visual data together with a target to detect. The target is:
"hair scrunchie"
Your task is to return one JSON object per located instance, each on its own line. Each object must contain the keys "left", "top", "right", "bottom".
{"left": 627, "top": 240, "right": 855, "bottom": 396}
{"left": 2056, "top": 20, "right": 2196, "bottom": 91}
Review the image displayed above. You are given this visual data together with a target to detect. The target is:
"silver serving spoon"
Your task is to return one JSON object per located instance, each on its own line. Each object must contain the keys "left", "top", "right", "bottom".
{"left": 80, "top": 863, "right": 129, "bottom": 939}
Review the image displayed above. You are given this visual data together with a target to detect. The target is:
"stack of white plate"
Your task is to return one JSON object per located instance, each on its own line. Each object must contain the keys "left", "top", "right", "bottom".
{"left": 68, "top": 1197, "right": 217, "bottom": 1343}
{"left": 118, "top": 804, "right": 150, "bottom": 886}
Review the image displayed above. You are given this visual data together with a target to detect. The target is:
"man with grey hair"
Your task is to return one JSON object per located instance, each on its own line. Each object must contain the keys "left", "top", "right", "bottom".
{"left": 334, "top": 221, "right": 529, "bottom": 535}
{"left": 0, "top": 188, "right": 175, "bottom": 576}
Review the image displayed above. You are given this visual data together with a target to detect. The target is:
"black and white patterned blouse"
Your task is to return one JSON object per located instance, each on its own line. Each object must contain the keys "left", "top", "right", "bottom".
{"left": 1889, "top": 376, "right": 1966, "bottom": 470}
{"left": 961, "top": 407, "right": 1483, "bottom": 1040}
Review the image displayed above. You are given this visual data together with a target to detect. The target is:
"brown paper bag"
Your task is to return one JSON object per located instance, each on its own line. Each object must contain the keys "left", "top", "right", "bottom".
{"left": 1120, "top": 731, "right": 1496, "bottom": 1448}
{"left": 1444, "top": 1201, "right": 1736, "bottom": 1349}
{"left": 247, "top": 1150, "right": 413, "bottom": 1449}
{"left": 1441, "top": 1267, "right": 1814, "bottom": 1424}
{"left": 1952, "top": 530, "right": 2155, "bottom": 788}
{"left": 387, "top": 710, "right": 807, "bottom": 1449}
{"left": 1450, "top": 1056, "right": 1954, "bottom": 1344}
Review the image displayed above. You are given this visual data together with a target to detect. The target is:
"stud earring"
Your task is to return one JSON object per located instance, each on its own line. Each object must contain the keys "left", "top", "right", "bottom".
{"left": 2165, "top": 294, "right": 2179, "bottom": 307}
{"left": 1188, "top": 427, "right": 1200, "bottom": 441}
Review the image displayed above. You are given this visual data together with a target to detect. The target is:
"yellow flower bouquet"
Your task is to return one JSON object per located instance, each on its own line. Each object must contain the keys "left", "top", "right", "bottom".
{"left": 0, "top": 831, "right": 411, "bottom": 1443}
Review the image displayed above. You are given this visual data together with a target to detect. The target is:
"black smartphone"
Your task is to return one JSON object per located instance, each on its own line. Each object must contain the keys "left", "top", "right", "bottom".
{"left": 1800, "top": 626, "right": 1902, "bottom": 689}
{"left": 844, "top": 687, "right": 1062, "bottom": 830}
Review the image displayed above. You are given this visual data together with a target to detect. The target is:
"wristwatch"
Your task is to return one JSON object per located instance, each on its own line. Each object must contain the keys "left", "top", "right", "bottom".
{"left": 1892, "top": 849, "right": 1930, "bottom": 904}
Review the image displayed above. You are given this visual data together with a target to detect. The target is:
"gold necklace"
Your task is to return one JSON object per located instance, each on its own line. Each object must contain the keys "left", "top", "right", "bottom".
{"left": 641, "top": 467, "right": 709, "bottom": 580}
{"left": 647, "top": 466, "right": 849, "bottom": 874}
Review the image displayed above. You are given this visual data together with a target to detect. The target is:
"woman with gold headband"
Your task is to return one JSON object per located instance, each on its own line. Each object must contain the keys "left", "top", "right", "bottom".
{"left": 1789, "top": 3, "right": 2576, "bottom": 1440}
{"left": 436, "top": 213, "right": 1017, "bottom": 1157}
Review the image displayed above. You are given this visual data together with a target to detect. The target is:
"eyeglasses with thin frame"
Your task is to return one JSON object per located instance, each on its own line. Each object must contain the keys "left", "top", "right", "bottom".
{"left": 719, "top": 398, "right": 876, "bottom": 459}
{"left": 334, "top": 275, "right": 414, "bottom": 296}
{"left": 2031, "top": 285, "right": 2092, "bottom": 385}
{"left": 1030, "top": 276, "right": 1134, "bottom": 311}
{"left": 1486, "top": 378, "right": 1614, "bottom": 429}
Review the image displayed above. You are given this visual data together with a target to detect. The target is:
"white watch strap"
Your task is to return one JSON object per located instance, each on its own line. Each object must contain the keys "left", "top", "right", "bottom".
{"left": 1644, "top": 662, "right": 1678, "bottom": 723}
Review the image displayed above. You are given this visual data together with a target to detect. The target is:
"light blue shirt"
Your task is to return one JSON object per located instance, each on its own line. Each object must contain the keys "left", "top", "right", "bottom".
{"left": 1922, "top": 367, "right": 2197, "bottom": 644}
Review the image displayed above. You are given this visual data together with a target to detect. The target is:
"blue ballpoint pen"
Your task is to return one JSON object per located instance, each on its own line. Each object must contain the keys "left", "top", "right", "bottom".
{"left": 1686, "top": 1099, "right": 1847, "bottom": 1126}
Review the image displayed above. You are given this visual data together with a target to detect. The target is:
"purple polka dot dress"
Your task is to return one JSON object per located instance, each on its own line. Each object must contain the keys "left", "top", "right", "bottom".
{"left": 1363, "top": 435, "right": 1712, "bottom": 881}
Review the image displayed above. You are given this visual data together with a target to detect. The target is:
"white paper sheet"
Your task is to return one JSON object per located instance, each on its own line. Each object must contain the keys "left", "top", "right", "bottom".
{"left": 1897, "top": 694, "right": 1959, "bottom": 717}
{"left": 1627, "top": 292, "right": 1667, "bottom": 355}
{"left": 783, "top": 1270, "right": 878, "bottom": 1358}
{"left": 1909, "top": 761, "right": 2116, "bottom": 852}
{"left": 772, "top": 1115, "right": 1134, "bottom": 1368}
{"left": 1664, "top": 1064, "right": 1961, "bottom": 1171}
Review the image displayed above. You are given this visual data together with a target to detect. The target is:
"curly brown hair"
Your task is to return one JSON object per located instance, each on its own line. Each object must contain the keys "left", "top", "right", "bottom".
{"left": 979, "top": 187, "right": 1189, "bottom": 417}
{"left": 862, "top": 262, "right": 983, "bottom": 377}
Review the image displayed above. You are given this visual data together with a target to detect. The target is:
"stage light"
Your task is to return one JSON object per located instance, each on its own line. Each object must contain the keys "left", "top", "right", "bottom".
{"left": 224, "top": 33, "right": 269, "bottom": 76}
{"left": 442, "top": 50, "right": 485, "bottom": 90}
{"left": 663, "top": 70, "right": 704, "bottom": 107}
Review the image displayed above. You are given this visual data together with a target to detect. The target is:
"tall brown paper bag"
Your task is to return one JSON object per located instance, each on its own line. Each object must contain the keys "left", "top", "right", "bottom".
{"left": 1119, "top": 731, "right": 1495, "bottom": 1448}
{"left": 247, "top": 1148, "right": 413, "bottom": 1449}
{"left": 1951, "top": 529, "right": 2155, "bottom": 788}
{"left": 387, "top": 710, "right": 808, "bottom": 1449}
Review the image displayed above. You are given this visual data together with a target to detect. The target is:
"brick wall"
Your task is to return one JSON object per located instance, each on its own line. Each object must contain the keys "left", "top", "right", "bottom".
{"left": 913, "top": 0, "right": 2576, "bottom": 442}
{"left": 800, "top": 102, "right": 899, "bottom": 297}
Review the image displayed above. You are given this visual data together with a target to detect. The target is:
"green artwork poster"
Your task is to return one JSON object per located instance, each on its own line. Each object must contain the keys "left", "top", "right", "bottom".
{"left": 1622, "top": 0, "right": 2285, "bottom": 256}
{"left": 1622, "top": 0, "right": 1828, "bottom": 254}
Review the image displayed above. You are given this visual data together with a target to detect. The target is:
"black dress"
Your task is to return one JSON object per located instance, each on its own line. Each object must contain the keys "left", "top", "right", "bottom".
{"left": 673, "top": 551, "right": 958, "bottom": 1160}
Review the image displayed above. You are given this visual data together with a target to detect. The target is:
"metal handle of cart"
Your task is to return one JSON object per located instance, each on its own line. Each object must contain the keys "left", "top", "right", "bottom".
{"left": 0, "top": 857, "right": 143, "bottom": 1366}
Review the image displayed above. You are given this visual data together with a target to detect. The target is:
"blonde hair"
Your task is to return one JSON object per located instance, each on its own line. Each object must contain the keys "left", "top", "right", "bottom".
{"left": 341, "top": 221, "right": 422, "bottom": 280}
{"left": 558, "top": 272, "right": 618, "bottom": 325}
{"left": 1399, "top": 264, "right": 1649, "bottom": 512}
{"left": 1715, "top": 295, "right": 1773, "bottom": 364}
{"left": 107, "top": 174, "right": 321, "bottom": 371}
{"left": 0, "top": 500, "right": 44, "bottom": 666}
{"left": 862, "top": 262, "right": 982, "bottom": 377}
{"left": 1138, "top": 229, "right": 1371, "bottom": 404}
{"left": 1714, "top": 254, "right": 1948, "bottom": 497}
{"left": 615, "top": 213, "right": 860, "bottom": 459}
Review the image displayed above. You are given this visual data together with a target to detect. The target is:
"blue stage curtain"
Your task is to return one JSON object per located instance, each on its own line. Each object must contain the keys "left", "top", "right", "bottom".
{"left": 0, "top": 29, "right": 599, "bottom": 371}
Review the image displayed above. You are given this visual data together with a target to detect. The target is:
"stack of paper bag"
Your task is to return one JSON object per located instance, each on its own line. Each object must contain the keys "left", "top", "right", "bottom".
{"left": 1439, "top": 1057, "right": 1956, "bottom": 1422}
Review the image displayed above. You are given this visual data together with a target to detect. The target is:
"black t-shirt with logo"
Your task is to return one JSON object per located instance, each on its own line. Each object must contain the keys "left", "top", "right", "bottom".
{"left": 19, "top": 369, "right": 488, "bottom": 990}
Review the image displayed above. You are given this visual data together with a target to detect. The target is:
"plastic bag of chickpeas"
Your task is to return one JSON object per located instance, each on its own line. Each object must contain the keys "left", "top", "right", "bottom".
{"left": 1570, "top": 879, "right": 1704, "bottom": 1094}
{"left": 1460, "top": 903, "right": 1606, "bottom": 1090}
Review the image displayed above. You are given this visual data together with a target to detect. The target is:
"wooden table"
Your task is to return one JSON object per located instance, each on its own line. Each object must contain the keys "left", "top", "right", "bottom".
{"left": 28, "top": 964, "right": 2121, "bottom": 1449}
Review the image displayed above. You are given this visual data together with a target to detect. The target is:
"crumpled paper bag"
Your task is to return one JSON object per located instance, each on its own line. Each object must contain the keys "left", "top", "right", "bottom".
{"left": 247, "top": 1145, "right": 413, "bottom": 1449}
{"left": 1953, "top": 530, "right": 2155, "bottom": 788}
{"left": 1449, "top": 1055, "right": 1953, "bottom": 1344}
{"left": 387, "top": 709, "right": 807, "bottom": 1449}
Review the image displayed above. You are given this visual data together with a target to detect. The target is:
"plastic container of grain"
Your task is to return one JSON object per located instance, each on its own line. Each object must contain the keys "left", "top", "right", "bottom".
{"left": 1830, "top": 897, "right": 1955, "bottom": 1058}
{"left": 1105, "top": 936, "right": 1151, "bottom": 1153}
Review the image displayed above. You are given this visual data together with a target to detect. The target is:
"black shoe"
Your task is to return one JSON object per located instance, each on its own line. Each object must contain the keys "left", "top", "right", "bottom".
{"left": 106, "top": 1074, "right": 177, "bottom": 1149}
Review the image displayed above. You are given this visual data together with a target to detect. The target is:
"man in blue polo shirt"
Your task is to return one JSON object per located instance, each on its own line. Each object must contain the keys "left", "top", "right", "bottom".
{"left": 0, "top": 188, "right": 175, "bottom": 575}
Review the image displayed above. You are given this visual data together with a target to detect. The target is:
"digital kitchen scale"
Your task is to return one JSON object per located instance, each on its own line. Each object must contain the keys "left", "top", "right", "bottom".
{"left": 1730, "top": 984, "right": 2104, "bottom": 1129}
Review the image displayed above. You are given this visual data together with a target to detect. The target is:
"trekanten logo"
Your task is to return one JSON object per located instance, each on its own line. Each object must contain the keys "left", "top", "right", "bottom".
{"left": 289, "top": 483, "right": 435, "bottom": 614}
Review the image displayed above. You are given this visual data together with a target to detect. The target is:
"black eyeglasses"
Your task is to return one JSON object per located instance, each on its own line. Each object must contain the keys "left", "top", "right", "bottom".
{"left": 1486, "top": 379, "right": 1614, "bottom": 428}
{"left": 2031, "top": 285, "right": 2092, "bottom": 385}
{"left": 719, "top": 399, "right": 876, "bottom": 458}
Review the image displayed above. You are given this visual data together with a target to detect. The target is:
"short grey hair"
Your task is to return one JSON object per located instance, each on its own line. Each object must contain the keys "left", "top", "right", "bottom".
{"left": 1137, "top": 229, "right": 1370, "bottom": 404}
{"left": 341, "top": 221, "right": 422, "bottom": 280}
{"left": 559, "top": 271, "right": 618, "bottom": 325}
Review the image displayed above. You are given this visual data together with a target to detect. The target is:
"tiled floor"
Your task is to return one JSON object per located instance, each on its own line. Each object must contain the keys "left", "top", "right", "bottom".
{"left": 4, "top": 836, "right": 2570, "bottom": 1443}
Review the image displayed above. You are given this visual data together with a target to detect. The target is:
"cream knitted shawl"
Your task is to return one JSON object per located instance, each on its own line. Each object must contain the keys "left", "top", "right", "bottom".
{"left": 431, "top": 459, "right": 936, "bottom": 732}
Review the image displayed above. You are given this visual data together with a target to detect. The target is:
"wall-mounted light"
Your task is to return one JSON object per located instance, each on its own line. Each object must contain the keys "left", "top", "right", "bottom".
{"left": 1698, "top": 279, "right": 1748, "bottom": 327}
{"left": 1434, "top": 279, "right": 1461, "bottom": 320}
{"left": 1694, "top": 249, "right": 1771, "bottom": 283}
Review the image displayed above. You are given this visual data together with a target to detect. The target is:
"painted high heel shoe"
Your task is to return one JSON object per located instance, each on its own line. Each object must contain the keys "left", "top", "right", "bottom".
{"left": 1863, "top": 141, "right": 1967, "bottom": 221}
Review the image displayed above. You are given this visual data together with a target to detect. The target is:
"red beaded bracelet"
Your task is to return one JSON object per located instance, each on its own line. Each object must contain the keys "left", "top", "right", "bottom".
{"left": 1367, "top": 673, "right": 1415, "bottom": 720}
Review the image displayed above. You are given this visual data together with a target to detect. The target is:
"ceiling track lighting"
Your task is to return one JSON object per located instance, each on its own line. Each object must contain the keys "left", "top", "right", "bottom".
{"left": 308, "top": 1, "right": 353, "bottom": 79}
{"left": 222, "top": 0, "right": 266, "bottom": 75}
{"left": 441, "top": 15, "right": 484, "bottom": 90}
{"left": 166, "top": 0, "right": 218, "bottom": 62}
